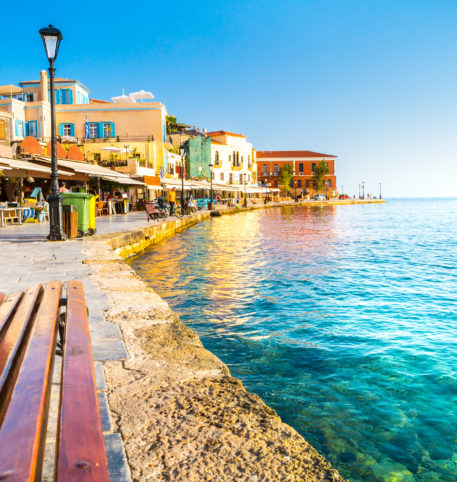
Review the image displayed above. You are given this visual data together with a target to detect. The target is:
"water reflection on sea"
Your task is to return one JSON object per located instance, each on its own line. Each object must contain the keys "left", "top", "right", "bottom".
{"left": 129, "top": 200, "right": 457, "bottom": 481}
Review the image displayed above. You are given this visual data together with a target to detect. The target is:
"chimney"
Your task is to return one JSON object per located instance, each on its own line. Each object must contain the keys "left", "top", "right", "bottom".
{"left": 40, "top": 70, "right": 48, "bottom": 102}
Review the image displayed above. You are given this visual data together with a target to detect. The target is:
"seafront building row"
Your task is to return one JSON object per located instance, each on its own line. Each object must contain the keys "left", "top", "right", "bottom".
{"left": 0, "top": 71, "right": 339, "bottom": 207}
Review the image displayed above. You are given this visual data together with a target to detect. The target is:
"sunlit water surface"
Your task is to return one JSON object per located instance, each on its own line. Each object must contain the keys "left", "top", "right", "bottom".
{"left": 129, "top": 199, "right": 457, "bottom": 481}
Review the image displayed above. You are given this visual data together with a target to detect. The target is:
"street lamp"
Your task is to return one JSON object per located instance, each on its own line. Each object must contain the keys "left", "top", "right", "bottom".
{"left": 208, "top": 163, "right": 213, "bottom": 210}
{"left": 180, "top": 147, "right": 185, "bottom": 210}
{"left": 39, "top": 24, "right": 66, "bottom": 241}
{"left": 358, "top": 184, "right": 361, "bottom": 199}
{"left": 362, "top": 181, "right": 365, "bottom": 200}
{"left": 379, "top": 182, "right": 382, "bottom": 199}
{"left": 244, "top": 180, "right": 247, "bottom": 207}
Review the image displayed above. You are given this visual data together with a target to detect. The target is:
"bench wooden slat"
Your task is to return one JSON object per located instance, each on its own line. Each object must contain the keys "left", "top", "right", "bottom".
{"left": 0, "top": 284, "right": 42, "bottom": 408}
{"left": 0, "top": 281, "right": 61, "bottom": 481}
{"left": 0, "top": 291, "right": 23, "bottom": 337}
{"left": 56, "top": 280, "right": 109, "bottom": 481}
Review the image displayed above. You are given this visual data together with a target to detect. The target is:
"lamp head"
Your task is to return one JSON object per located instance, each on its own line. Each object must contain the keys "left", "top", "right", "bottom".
{"left": 39, "top": 25, "right": 63, "bottom": 62}
{"left": 180, "top": 148, "right": 185, "bottom": 157}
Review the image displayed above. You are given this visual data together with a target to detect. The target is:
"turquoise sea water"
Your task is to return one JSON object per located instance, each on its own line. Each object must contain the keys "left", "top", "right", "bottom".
{"left": 129, "top": 199, "right": 457, "bottom": 481}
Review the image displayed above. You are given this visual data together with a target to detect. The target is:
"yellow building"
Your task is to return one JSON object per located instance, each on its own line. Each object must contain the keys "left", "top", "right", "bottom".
{"left": 0, "top": 72, "right": 168, "bottom": 177}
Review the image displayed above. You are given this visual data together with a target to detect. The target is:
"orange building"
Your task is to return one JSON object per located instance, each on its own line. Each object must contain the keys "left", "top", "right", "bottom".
{"left": 256, "top": 150, "right": 338, "bottom": 197}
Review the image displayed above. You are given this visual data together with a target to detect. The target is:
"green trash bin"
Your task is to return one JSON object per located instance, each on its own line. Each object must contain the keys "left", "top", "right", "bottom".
{"left": 61, "top": 192, "right": 92, "bottom": 237}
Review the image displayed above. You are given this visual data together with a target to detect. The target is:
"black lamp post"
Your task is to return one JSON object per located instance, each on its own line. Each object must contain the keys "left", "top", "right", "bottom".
{"left": 180, "top": 148, "right": 185, "bottom": 210}
{"left": 362, "top": 181, "right": 365, "bottom": 200}
{"left": 39, "top": 25, "right": 66, "bottom": 241}
{"left": 379, "top": 182, "right": 382, "bottom": 199}
{"left": 208, "top": 163, "right": 213, "bottom": 210}
{"left": 244, "top": 180, "right": 248, "bottom": 207}
{"left": 358, "top": 184, "right": 361, "bottom": 199}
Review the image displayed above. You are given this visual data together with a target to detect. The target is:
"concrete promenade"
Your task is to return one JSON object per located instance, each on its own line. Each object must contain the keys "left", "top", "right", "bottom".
{"left": 0, "top": 200, "right": 376, "bottom": 480}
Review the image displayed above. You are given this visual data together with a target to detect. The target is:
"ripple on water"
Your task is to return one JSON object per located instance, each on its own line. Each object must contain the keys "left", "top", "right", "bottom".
{"left": 129, "top": 199, "right": 457, "bottom": 481}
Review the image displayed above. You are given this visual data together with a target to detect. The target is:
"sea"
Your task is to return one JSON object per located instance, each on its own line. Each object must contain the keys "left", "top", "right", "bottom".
{"left": 128, "top": 199, "right": 457, "bottom": 481}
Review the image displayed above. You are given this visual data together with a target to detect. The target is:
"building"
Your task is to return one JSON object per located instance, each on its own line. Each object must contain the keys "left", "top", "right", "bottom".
{"left": 256, "top": 150, "right": 337, "bottom": 197}
{"left": 0, "top": 72, "right": 168, "bottom": 179}
{"left": 207, "top": 131, "right": 257, "bottom": 187}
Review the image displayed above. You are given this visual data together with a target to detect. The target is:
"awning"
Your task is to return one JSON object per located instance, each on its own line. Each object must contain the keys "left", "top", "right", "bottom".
{"left": 57, "top": 159, "right": 131, "bottom": 180}
{"left": 0, "top": 84, "right": 22, "bottom": 96}
{"left": 0, "top": 157, "right": 73, "bottom": 176}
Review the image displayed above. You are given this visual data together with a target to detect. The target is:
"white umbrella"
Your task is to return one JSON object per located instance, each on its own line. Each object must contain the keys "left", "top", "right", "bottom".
{"left": 129, "top": 90, "right": 154, "bottom": 101}
{"left": 117, "top": 148, "right": 133, "bottom": 153}
{"left": 99, "top": 146, "right": 122, "bottom": 152}
{"left": 111, "top": 94, "right": 135, "bottom": 103}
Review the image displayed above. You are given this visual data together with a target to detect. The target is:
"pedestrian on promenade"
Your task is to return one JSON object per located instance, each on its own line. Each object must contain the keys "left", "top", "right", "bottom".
{"left": 168, "top": 188, "right": 176, "bottom": 215}
{"left": 59, "top": 182, "right": 69, "bottom": 193}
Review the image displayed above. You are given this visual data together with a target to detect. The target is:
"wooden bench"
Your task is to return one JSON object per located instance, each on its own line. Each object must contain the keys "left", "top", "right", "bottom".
{"left": 0, "top": 208, "right": 19, "bottom": 227}
{"left": 0, "top": 281, "right": 109, "bottom": 481}
{"left": 145, "top": 202, "right": 161, "bottom": 221}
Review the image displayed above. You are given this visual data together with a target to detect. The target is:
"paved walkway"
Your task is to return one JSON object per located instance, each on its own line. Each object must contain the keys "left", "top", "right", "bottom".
{"left": 0, "top": 212, "right": 163, "bottom": 482}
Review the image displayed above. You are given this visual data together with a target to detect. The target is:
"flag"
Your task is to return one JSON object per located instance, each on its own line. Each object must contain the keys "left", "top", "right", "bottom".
{"left": 85, "top": 116, "right": 89, "bottom": 138}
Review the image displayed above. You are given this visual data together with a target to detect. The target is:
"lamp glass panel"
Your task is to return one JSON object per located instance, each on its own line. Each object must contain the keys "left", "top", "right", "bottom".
{"left": 44, "top": 36, "right": 58, "bottom": 59}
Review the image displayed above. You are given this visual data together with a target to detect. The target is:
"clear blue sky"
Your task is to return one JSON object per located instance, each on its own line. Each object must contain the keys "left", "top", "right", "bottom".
{"left": 2, "top": 0, "right": 457, "bottom": 197}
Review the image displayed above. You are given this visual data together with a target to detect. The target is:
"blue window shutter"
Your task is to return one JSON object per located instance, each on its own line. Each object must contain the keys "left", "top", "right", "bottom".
{"left": 35, "top": 121, "right": 39, "bottom": 137}
{"left": 68, "top": 90, "right": 73, "bottom": 104}
{"left": 24, "top": 122, "right": 28, "bottom": 137}
{"left": 109, "top": 122, "right": 115, "bottom": 138}
{"left": 98, "top": 122, "right": 104, "bottom": 138}
{"left": 58, "top": 123, "right": 64, "bottom": 136}
{"left": 15, "top": 120, "right": 19, "bottom": 137}
{"left": 55, "top": 89, "right": 60, "bottom": 104}
{"left": 70, "top": 123, "right": 75, "bottom": 137}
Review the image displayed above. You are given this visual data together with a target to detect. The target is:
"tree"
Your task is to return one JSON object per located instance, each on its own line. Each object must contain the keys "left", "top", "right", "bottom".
{"left": 166, "top": 115, "right": 190, "bottom": 134}
{"left": 278, "top": 164, "right": 294, "bottom": 193}
{"left": 312, "top": 160, "right": 330, "bottom": 192}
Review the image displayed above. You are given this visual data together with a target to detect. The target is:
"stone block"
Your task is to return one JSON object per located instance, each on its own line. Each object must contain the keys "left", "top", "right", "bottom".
{"left": 92, "top": 338, "right": 128, "bottom": 361}
{"left": 104, "top": 433, "right": 132, "bottom": 482}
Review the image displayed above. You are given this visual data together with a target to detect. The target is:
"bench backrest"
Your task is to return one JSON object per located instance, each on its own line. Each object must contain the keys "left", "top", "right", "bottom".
{"left": 0, "top": 281, "right": 109, "bottom": 481}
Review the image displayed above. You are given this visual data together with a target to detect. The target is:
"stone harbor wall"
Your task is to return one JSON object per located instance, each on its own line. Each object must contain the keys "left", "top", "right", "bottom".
{"left": 83, "top": 209, "right": 346, "bottom": 481}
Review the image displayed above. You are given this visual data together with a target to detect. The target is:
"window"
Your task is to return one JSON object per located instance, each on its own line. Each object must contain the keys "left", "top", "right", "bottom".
{"left": 312, "top": 163, "right": 316, "bottom": 172}
{"left": 241, "top": 155, "right": 243, "bottom": 167}
{"left": 299, "top": 163, "right": 303, "bottom": 174}
{"left": 102, "top": 122, "right": 112, "bottom": 138}
{"left": 305, "top": 180, "right": 310, "bottom": 188}
{"left": 60, "top": 89, "right": 72, "bottom": 105}
{"left": 17, "top": 121, "right": 23, "bottom": 137}
{"left": 220, "top": 172, "right": 224, "bottom": 181}
{"left": 229, "top": 173, "right": 233, "bottom": 184}
{"left": 94, "top": 153, "right": 101, "bottom": 163}
{"left": 89, "top": 123, "right": 98, "bottom": 138}
{"left": 62, "top": 123, "right": 72, "bottom": 136}
{"left": 274, "top": 164, "right": 278, "bottom": 175}
{"left": 328, "top": 179, "right": 332, "bottom": 187}
{"left": 28, "top": 121, "right": 38, "bottom": 137}
{"left": 228, "top": 155, "right": 231, "bottom": 163}
{"left": 263, "top": 164, "right": 267, "bottom": 175}
{"left": 274, "top": 180, "right": 278, "bottom": 188}
{"left": 215, "top": 151, "right": 220, "bottom": 165}
{"left": 248, "top": 155, "right": 251, "bottom": 167}
{"left": 297, "top": 180, "right": 302, "bottom": 188}
{"left": 0, "top": 120, "right": 5, "bottom": 140}
{"left": 25, "top": 93, "right": 34, "bottom": 102}
{"left": 212, "top": 172, "right": 215, "bottom": 180}
{"left": 232, "top": 151, "right": 236, "bottom": 166}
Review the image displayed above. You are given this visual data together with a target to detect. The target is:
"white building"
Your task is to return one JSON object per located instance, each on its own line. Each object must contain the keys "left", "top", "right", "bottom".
{"left": 206, "top": 131, "right": 257, "bottom": 187}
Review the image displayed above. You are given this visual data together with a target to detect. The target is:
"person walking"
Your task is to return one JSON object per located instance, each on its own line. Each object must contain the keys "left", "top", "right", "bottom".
{"left": 59, "top": 182, "right": 69, "bottom": 193}
{"left": 168, "top": 187, "right": 176, "bottom": 215}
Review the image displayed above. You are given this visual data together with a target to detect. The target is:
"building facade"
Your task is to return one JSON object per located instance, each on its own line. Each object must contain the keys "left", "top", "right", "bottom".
{"left": 207, "top": 131, "right": 257, "bottom": 187}
{"left": 0, "top": 72, "right": 168, "bottom": 177}
{"left": 256, "top": 150, "right": 337, "bottom": 197}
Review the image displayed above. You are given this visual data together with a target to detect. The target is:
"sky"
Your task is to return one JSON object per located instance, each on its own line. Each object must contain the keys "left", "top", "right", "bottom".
{"left": 2, "top": 0, "right": 457, "bottom": 197}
